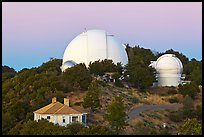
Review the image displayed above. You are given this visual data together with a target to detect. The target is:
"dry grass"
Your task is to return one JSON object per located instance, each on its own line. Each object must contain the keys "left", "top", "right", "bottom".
{"left": 63, "top": 84, "right": 201, "bottom": 135}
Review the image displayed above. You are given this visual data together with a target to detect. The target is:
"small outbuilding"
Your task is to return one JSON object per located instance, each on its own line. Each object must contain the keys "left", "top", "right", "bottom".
{"left": 33, "top": 97, "right": 87, "bottom": 126}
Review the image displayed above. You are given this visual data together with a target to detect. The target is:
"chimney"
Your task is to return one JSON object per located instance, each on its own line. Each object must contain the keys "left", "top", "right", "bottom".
{"left": 52, "top": 97, "right": 56, "bottom": 103}
{"left": 64, "top": 98, "right": 70, "bottom": 107}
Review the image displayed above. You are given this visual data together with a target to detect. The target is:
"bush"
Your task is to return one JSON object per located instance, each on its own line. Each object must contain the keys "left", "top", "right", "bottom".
{"left": 168, "top": 110, "right": 183, "bottom": 122}
{"left": 159, "top": 92, "right": 169, "bottom": 96}
{"left": 178, "top": 118, "right": 202, "bottom": 135}
{"left": 63, "top": 63, "right": 92, "bottom": 91}
{"left": 129, "top": 96, "right": 139, "bottom": 103}
{"left": 183, "top": 95, "right": 194, "bottom": 119}
{"left": 167, "top": 89, "right": 178, "bottom": 95}
{"left": 168, "top": 97, "right": 179, "bottom": 103}
{"left": 114, "top": 79, "right": 124, "bottom": 87}
{"left": 178, "top": 82, "right": 199, "bottom": 99}
{"left": 96, "top": 80, "right": 106, "bottom": 87}
{"left": 74, "top": 102, "right": 82, "bottom": 106}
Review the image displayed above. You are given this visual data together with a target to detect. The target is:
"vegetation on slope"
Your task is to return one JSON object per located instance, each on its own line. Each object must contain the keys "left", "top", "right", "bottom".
{"left": 2, "top": 46, "right": 202, "bottom": 135}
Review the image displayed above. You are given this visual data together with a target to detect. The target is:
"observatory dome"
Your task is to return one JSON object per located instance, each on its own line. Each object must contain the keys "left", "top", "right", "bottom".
{"left": 60, "top": 60, "right": 77, "bottom": 72}
{"left": 61, "top": 29, "right": 128, "bottom": 72}
{"left": 149, "top": 54, "right": 183, "bottom": 87}
{"left": 154, "top": 54, "right": 183, "bottom": 74}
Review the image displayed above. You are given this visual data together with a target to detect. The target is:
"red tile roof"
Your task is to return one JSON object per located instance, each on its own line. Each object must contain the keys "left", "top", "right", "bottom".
{"left": 34, "top": 101, "right": 82, "bottom": 115}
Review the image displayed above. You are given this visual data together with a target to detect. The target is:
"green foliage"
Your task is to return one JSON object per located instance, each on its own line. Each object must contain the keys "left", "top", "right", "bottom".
{"left": 168, "top": 97, "right": 179, "bottom": 103}
{"left": 133, "top": 121, "right": 157, "bottom": 135}
{"left": 2, "top": 112, "right": 16, "bottom": 135}
{"left": 124, "top": 44, "right": 157, "bottom": 90}
{"left": 77, "top": 124, "right": 113, "bottom": 135}
{"left": 89, "top": 59, "right": 120, "bottom": 76}
{"left": 126, "top": 45, "right": 157, "bottom": 65}
{"left": 19, "top": 119, "right": 71, "bottom": 135}
{"left": 183, "top": 95, "right": 194, "bottom": 119}
{"left": 7, "top": 121, "right": 23, "bottom": 135}
{"left": 63, "top": 63, "right": 92, "bottom": 90}
{"left": 65, "top": 123, "right": 85, "bottom": 135}
{"left": 2, "top": 65, "right": 16, "bottom": 82}
{"left": 178, "top": 82, "right": 200, "bottom": 99}
{"left": 195, "top": 105, "right": 202, "bottom": 121}
{"left": 112, "top": 72, "right": 124, "bottom": 87}
{"left": 104, "top": 96, "right": 127, "bottom": 134}
{"left": 162, "top": 49, "right": 189, "bottom": 65}
{"left": 37, "top": 58, "right": 62, "bottom": 74}
{"left": 168, "top": 110, "right": 183, "bottom": 122}
{"left": 89, "top": 60, "right": 105, "bottom": 76}
{"left": 82, "top": 81, "right": 101, "bottom": 112}
{"left": 158, "top": 129, "right": 171, "bottom": 135}
{"left": 2, "top": 65, "right": 16, "bottom": 73}
{"left": 126, "top": 56, "right": 155, "bottom": 90}
{"left": 96, "top": 80, "right": 106, "bottom": 87}
{"left": 191, "top": 66, "right": 202, "bottom": 85}
{"left": 183, "top": 58, "right": 202, "bottom": 85}
{"left": 167, "top": 88, "right": 178, "bottom": 95}
{"left": 116, "top": 62, "right": 123, "bottom": 75}
{"left": 2, "top": 59, "right": 71, "bottom": 135}
{"left": 178, "top": 118, "right": 202, "bottom": 135}
{"left": 128, "top": 96, "right": 139, "bottom": 103}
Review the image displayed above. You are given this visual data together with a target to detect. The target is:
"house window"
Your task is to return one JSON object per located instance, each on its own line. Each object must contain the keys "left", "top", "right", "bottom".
{"left": 72, "top": 116, "right": 78, "bottom": 122}
{"left": 47, "top": 116, "right": 50, "bottom": 119}
{"left": 63, "top": 116, "right": 66, "bottom": 123}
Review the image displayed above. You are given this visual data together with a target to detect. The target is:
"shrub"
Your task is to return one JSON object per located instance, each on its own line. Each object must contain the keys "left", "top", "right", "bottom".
{"left": 129, "top": 96, "right": 139, "bottom": 103}
{"left": 74, "top": 102, "right": 82, "bottom": 106}
{"left": 96, "top": 80, "right": 106, "bottom": 87}
{"left": 183, "top": 95, "right": 194, "bottom": 119}
{"left": 168, "top": 97, "right": 179, "bottom": 103}
{"left": 167, "top": 89, "right": 178, "bottom": 95}
{"left": 178, "top": 118, "right": 202, "bottom": 135}
{"left": 168, "top": 110, "right": 183, "bottom": 122}
{"left": 178, "top": 82, "right": 199, "bottom": 99}
{"left": 160, "top": 92, "right": 169, "bottom": 96}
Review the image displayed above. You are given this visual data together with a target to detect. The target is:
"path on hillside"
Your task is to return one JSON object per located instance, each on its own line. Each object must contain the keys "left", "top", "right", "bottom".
{"left": 128, "top": 103, "right": 183, "bottom": 119}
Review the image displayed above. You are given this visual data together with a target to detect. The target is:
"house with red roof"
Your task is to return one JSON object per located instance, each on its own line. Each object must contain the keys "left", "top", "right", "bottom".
{"left": 33, "top": 97, "right": 87, "bottom": 126}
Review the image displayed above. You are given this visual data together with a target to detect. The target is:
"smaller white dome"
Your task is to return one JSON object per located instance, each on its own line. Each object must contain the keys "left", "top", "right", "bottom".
{"left": 60, "top": 60, "right": 77, "bottom": 72}
{"left": 155, "top": 54, "right": 183, "bottom": 74}
{"left": 149, "top": 54, "right": 183, "bottom": 87}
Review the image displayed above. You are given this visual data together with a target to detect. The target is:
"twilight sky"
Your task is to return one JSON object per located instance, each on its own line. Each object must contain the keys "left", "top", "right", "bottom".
{"left": 2, "top": 2, "right": 202, "bottom": 71}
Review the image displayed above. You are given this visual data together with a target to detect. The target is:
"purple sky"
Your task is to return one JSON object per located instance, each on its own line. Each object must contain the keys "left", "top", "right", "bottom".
{"left": 2, "top": 2, "right": 202, "bottom": 71}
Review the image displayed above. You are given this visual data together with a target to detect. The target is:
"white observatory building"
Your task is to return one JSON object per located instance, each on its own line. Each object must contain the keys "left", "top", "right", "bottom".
{"left": 61, "top": 29, "right": 128, "bottom": 72}
{"left": 149, "top": 54, "right": 183, "bottom": 87}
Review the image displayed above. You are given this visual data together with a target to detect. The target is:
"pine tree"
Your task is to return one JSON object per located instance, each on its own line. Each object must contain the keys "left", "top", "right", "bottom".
{"left": 104, "top": 96, "right": 127, "bottom": 134}
{"left": 82, "top": 81, "right": 101, "bottom": 112}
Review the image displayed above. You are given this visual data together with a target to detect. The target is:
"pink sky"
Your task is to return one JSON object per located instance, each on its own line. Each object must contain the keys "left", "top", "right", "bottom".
{"left": 2, "top": 2, "right": 202, "bottom": 71}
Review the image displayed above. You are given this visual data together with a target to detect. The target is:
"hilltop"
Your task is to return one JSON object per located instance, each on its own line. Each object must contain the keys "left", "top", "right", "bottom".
{"left": 2, "top": 47, "right": 202, "bottom": 135}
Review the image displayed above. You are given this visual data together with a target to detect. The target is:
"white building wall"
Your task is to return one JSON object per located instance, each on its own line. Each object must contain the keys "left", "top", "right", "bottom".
{"left": 34, "top": 113, "right": 84, "bottom": 127}
{"left": 54, "top": 114, "right": 83, "bottom": 126}
{"left": 158, "top": 77, "right": 180, "bottom": 87}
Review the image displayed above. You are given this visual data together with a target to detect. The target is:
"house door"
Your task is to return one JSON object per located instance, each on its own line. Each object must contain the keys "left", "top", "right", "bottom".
{"left": 82, "top": 114, "right": 86, "bottom": 123}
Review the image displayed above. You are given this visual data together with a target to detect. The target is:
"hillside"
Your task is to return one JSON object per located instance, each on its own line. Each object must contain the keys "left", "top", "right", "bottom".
{"left": 2, "top": 47, "right": 202, "bottom": 135}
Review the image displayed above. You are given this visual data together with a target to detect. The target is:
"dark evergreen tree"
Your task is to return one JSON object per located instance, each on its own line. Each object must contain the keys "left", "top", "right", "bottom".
{"left": 104, "top": 96, "right": 127, "bottom": 134}
{"left": 63, "top": 63, "right": 92, "bottom": 91}
{"left": 82, "top": 81, "right": 101, "bottom": 112}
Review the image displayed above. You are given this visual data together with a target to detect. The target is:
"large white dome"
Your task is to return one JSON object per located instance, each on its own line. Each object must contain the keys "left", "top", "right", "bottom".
{"left": 149, "top": 54, "right": 183, "bottom": 87}
{"left": 61, "top": 29, "right": 128, "bottom": 72}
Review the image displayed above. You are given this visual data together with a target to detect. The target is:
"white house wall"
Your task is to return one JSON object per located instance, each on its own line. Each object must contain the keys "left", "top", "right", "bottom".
{"left": 34, "top": 113, "right": 84, "bottom": 127}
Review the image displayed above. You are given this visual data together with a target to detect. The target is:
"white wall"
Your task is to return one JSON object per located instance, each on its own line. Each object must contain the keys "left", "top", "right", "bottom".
{"left": 34, "top": 113, "right": 84, "bottom": 127}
